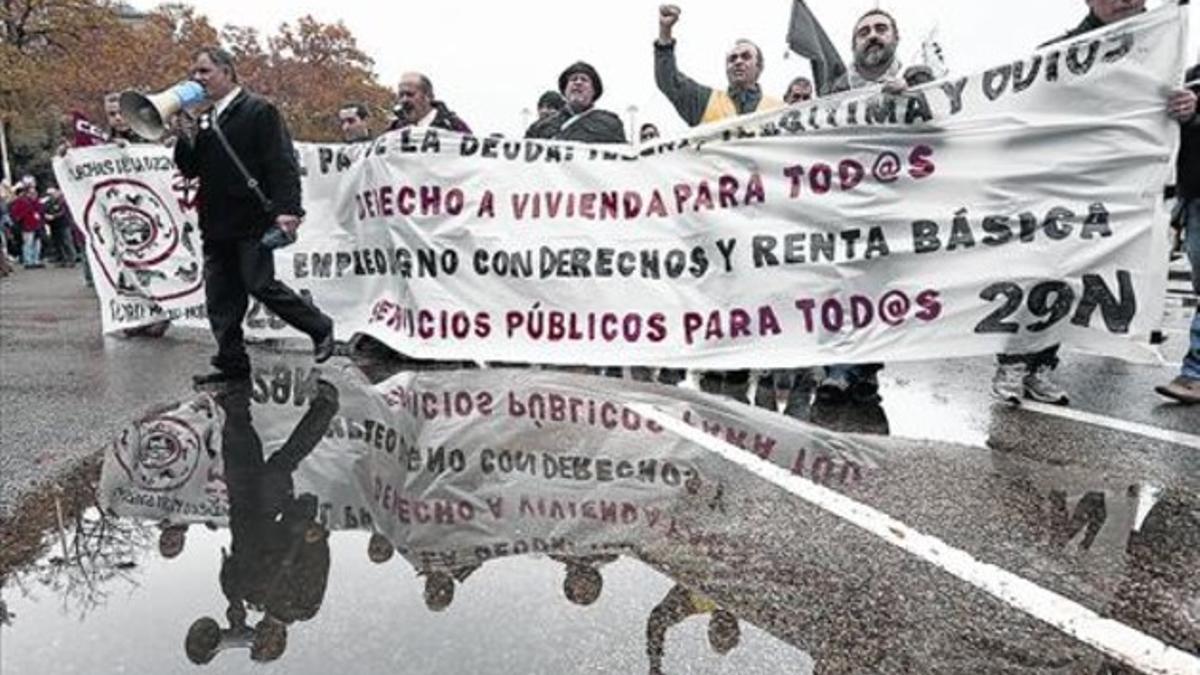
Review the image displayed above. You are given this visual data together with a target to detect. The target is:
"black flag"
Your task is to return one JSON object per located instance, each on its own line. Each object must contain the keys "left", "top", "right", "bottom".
{"left": 786, "top": 0, "right": 848, "bottom": 96}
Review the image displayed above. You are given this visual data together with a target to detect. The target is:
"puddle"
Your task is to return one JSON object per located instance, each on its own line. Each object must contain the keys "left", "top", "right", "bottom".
{"left": 2, "top": 361, "right": 1195, "bottom": 674}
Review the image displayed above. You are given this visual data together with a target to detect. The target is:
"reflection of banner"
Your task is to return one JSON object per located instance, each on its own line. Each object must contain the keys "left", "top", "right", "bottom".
{"left": 99, "top": 396, "right": 227, "bottom": 521}
{"left": 365, "top": 369, "right": 886, "bottom": 568}
{"left": 99, "top": 366, "right": 886, "bottom": 565}
{"left": 56, "top": 7, "right": 1182, "bottom": 366}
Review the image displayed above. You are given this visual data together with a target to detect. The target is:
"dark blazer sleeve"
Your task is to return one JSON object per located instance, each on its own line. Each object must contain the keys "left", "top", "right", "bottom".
{"left": 265, "top": 381, "right": 339, "bottom": 473}
{"left": 257, "top": 101, "right": 303, "bottom": 218}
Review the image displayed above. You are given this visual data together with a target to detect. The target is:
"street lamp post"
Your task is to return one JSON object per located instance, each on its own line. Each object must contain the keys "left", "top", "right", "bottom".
{"left": 0, "top": 118, "right": 12, "bottom": 185}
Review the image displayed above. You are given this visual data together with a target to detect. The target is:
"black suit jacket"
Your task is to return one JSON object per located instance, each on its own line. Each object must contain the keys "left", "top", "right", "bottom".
{"left": 174, "top": 89, "right": 303, "bottom": 240}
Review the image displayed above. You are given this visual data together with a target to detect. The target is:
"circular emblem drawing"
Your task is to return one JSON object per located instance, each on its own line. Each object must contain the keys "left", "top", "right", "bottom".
{"left": 114, "top": 415, "right": 204, "bottom": 492}
{"left": 83, "top": 178, "right": 202, "bottom": 302}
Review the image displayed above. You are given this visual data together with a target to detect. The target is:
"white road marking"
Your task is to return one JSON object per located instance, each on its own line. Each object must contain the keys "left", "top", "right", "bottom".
{"left": 632, "top": 403, "right": 1200, "bottom": 675}
{"left": 1020, "top": 401, "right": 1200, "bottom": 450}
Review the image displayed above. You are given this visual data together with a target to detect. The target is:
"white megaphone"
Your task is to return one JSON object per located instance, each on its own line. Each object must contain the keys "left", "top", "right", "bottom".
{"left": 119, "top": 81, "right": 207, "bottom": 141}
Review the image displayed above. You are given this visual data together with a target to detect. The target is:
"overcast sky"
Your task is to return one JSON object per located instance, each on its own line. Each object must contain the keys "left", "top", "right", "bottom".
{"left": 163, "top": 0, "right": 1197, "bottom": 138}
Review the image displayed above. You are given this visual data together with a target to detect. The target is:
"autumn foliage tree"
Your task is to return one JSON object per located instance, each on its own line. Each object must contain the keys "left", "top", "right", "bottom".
{"left": 50, "top": 4, "right": 220, "bottom": 123}
{"left": 225, "top": 16, "right": 394, "bottom": 142}
{"left": 1, "top": 1, "right": 393, "bottom": 181}
{"left": 1, "top": 0, "right": 125, "bottom": 179}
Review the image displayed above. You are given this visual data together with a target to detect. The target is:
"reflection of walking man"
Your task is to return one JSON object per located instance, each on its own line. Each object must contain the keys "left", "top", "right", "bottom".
{"left": 173, "top": 47, "right": 335, "bottom": 386}
{"left": 185, "top": 379, "right": 339, "bottom": 664}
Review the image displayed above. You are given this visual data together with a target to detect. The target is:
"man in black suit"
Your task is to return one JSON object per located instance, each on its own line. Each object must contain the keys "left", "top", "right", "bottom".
{"left": 173, "top": 47, "right": 334, "bottom": 386}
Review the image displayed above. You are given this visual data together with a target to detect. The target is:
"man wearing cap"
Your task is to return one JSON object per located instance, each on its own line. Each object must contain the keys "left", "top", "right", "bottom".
{"left": 536, "top": 90, "right": 566, "bottom": 122}
{"left": 783, "top": 76, "right": 814, "bottom": 105}
{"left": 525, "top": 61, "right": 626, "bottom": 143}
{"left": 654, "top": 5, "right": 783, "bottom": 128}
{"left": 524, "top": 61, "right": 626, "bottom": 377}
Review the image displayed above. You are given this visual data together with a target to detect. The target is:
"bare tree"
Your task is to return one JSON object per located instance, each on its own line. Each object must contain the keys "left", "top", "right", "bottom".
{"left": 10, "top": 497, "right": 156, "bottom": 622}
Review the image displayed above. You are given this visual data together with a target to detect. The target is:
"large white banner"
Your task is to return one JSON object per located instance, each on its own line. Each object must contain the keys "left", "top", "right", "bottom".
{"left": 56, "top": 6, "right": 1185, "bottom": 367}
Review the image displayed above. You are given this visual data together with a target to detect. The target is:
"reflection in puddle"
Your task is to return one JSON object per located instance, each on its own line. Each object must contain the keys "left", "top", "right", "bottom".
{"left": 1, "top": 362, "right": 1195, "bottom": 674}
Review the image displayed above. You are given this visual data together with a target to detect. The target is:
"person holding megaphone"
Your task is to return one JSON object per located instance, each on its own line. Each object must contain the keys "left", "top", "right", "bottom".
{"left": 138, "top": 46, "right": 336, "bottom": 386}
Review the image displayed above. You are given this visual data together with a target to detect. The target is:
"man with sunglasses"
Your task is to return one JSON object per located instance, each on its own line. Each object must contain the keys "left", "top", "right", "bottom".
{"left": 784, "top": 76, "right": 814, "bottom": 105}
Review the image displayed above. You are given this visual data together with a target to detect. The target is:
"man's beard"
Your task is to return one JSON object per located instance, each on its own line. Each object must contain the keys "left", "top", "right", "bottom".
{"left": 855, "top": 39, "right": 896, "bottom": 70}
{"left": 566, "top": 93, "right": 593, "bottom": 111}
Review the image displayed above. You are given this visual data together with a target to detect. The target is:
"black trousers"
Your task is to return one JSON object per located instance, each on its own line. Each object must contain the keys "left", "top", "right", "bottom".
{"left": 997, "top": 345, "right": 1060, "bottom": 369}
{"left": 204, "top": 237, "right": 331, "bottom": 374}
{"left": 49, "top": 221, "right": 77, "bottom": 263}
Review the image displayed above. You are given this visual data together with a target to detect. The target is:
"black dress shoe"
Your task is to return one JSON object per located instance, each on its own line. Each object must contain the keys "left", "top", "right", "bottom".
{"left": 313, "top": 331, "right": 336, "bottom": 364}
{"left": 192, "top": 370, "right": 250, "bottom": 387}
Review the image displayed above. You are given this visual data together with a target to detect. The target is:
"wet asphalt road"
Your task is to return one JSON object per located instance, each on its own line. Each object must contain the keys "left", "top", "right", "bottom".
{"left": 1, "top": 266, "right": 1195, "bottom": 518}
{"left": 0, "top": 267, "right": 213, "bottom": 516}
{"left": 0, "top": 265, "right": 1196, "bottom": 674}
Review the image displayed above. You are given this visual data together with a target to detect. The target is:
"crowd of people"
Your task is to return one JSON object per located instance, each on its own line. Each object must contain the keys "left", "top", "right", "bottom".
{"left": 1, "top": 0, "right": 1196, "bottom": 407}
{"left": 0, "top": 178, "right": 83, "bottom": 276}
{"left": 0, "top": 93, "right": 140, "bottom": 283}
{"left": 326, "top": 1, "right": 1198, "bottom": 407}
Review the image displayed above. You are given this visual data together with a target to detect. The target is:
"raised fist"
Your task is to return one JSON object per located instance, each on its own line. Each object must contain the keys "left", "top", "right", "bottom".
{"left": 659, "top": 4, "right": 681, "bottom": 27}
{"left": 658, "top": 4, "right": 681, "bottom": 42}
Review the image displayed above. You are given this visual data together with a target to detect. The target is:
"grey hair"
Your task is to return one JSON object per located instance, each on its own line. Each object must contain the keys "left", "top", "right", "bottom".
{"left": 194, "top": 46, "right": 238, "bottom": 83}
{"left": 732, "top": 39, "right": 765, "bottom": 70}
{"left": 853, "top": 9, "right": 900, "bottom": 42}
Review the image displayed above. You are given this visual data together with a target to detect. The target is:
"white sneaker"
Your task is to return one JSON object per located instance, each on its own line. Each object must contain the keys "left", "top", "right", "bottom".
{"left": 1023, "top": 366, "right": 1070, "bottom": 406}
{"left": 992, "top": 363, "right": 1026, "bottom": 404}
